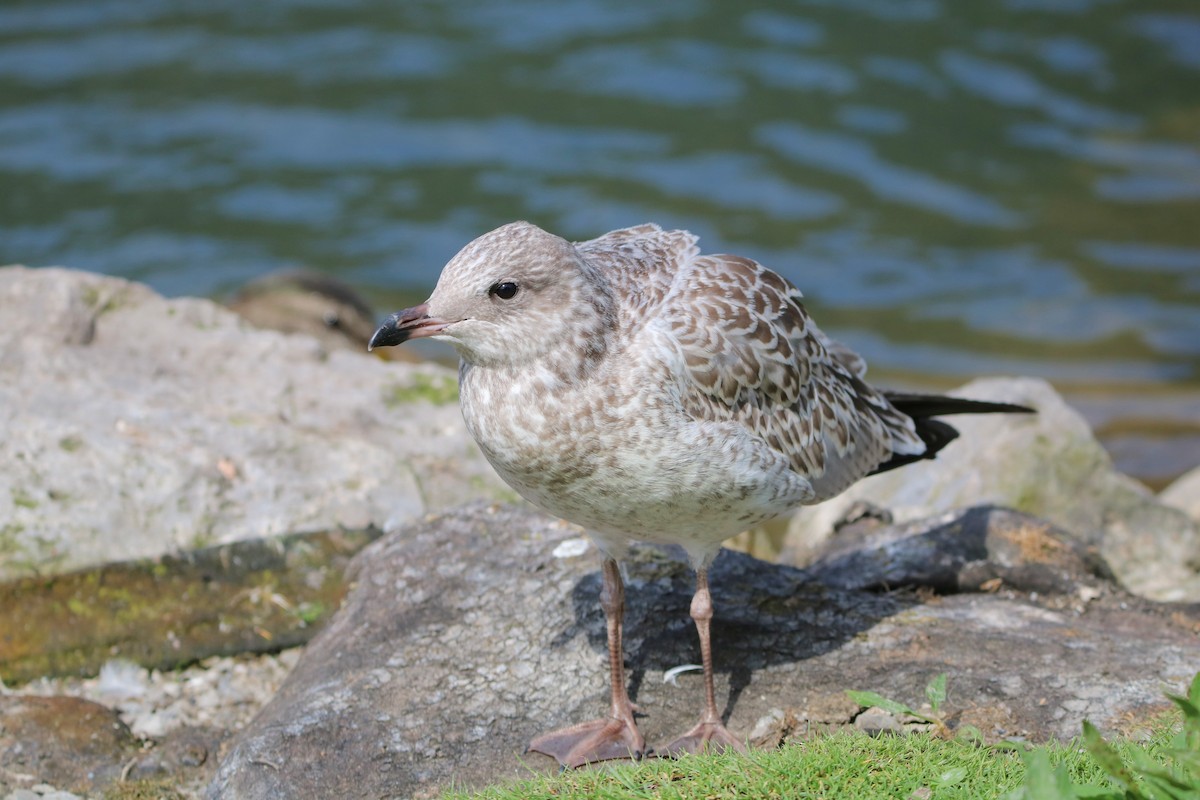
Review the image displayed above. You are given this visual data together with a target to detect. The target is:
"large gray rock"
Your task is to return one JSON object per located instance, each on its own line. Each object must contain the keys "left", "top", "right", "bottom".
{"left": 0, "top": 266, "right": 510, "bottom": 580}
{"left": 780, "top": 377, "right": 1200, "bottom": 601}
{"left": 208, "top": 504, "right": 1200, "bottom": 799}
{"left": 1161, "top": 465, "right": 1200, "bottom": 525}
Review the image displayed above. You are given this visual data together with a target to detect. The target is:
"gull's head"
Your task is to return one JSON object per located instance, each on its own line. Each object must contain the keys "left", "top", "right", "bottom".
{"left": 369, "top": 221, "right": 612, "bottom": 368}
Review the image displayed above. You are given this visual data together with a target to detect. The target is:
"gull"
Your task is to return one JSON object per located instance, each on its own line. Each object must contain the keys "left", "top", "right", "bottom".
{"left": 369, "top": 221, "right": 1032, "bottom": 767}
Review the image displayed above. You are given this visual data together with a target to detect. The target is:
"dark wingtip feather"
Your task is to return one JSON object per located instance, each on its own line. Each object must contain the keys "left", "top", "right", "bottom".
{"left": 869, "top": 392, "right": 1034, "bottom": 476}
{"left": 870, "top": 418, "right": 959, "bottom": 475}
{"left": 882, "top": 392, "right": 1035, "bottom": 418}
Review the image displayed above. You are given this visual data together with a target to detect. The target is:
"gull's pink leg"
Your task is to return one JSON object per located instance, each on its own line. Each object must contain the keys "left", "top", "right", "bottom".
{"left": 529, "top": 558, "right": 645, "bottom": 767}
{"left": 661, "top": 568, "right": 746, "bottom": 756}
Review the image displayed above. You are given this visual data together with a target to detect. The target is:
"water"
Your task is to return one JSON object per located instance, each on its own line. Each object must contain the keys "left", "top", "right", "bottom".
{"left": 2, "top": 1, "right": 1199, "bottom": 399}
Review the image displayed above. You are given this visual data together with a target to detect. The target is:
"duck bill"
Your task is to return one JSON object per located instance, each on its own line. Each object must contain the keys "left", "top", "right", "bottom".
{"left": 368, "top": 304, "right": 450, "bottom": 350}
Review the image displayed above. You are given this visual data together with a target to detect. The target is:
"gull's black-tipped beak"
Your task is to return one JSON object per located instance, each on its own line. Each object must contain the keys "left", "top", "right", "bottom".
{"left": 368, "top": 303, "right": 449, "bottom": 350}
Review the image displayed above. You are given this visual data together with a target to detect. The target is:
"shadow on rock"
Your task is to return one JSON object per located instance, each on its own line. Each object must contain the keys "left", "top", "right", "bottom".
{"left": 559, "top": 544, "right": 916, "bottom": 725}
{"left": 800, "top": 504, "right": 1111, "bottom": 596}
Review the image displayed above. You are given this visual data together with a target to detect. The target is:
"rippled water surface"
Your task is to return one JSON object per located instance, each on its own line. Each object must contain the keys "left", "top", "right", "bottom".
{"left": 2, "top": 0, "right": 1199, "bottom": 390}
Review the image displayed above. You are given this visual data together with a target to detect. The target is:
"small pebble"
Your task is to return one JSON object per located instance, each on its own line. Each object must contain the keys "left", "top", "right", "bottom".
{"left": 551, "top": 537, "right": 590, "bottom": 558}
{"left": 854, "top": 706, "right": 902, "bottom": 735}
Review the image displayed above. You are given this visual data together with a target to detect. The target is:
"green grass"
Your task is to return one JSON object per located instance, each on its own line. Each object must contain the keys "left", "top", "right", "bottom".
{"left": 447, "top": 732, "right": 1030, "bottom": 799}
{"left": 445, "top": 674, "right": 1200, "bottom": 800}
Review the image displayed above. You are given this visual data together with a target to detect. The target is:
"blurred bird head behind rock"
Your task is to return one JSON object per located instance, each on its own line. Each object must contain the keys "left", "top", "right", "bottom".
{"left": 227, "top": 269, "right": 420, "bottom": 362}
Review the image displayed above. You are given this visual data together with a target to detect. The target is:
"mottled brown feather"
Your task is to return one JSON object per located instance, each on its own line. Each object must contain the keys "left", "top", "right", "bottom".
{"left": 588, "top": 229, "right": 927, "bottom": 502}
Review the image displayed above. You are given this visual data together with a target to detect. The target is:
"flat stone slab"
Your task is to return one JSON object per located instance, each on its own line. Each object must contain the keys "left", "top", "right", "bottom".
{"left": 209, "top": 504, "right": 1200, "bottom": 799}
{"left": 0, "top": 527, "right": 378, "bottom": 684}
{"left": 0, "top": 266, "right": 510, "bottom": 581}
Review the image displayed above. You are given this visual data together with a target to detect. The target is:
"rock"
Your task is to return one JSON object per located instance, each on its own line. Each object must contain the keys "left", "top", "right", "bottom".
{"left": 208, "top": 504, "right": 1200, "bottom": 798}
{"left": 804, "top": 505, "right": 1107, "bottom": 598}
{"left": 1064, "top": 389, "right": 1200, "bottom": 491}
{"left": 0, "top": 695, "right": 138, "bottom": 795}
{"left": 0, "top": 266, "right": 510, "bottom": 582}
{"left": 853, "top": 707, "right": 902, "bottom": 735}
{"left": 1161, "top": 466, "right": 1200, "bottom": 524}
{"left": 748, "top": 692, "right": 862, "bottom": 748}
{"left": 0, "top": 527, "right": 376, "bottom": 683}
{"left": 779, "top": 377, "right": 1200, "bottom": 602}
{"left": 126, "top": 726, "right": 217, "bottom": 781}
{"left": 2, "top": 649, "right": 300, "bottom": 798}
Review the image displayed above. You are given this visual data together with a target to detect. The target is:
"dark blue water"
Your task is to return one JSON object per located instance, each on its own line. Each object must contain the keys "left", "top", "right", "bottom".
{"left": 2, "top": 0, "right": 1199, "bottom": 389}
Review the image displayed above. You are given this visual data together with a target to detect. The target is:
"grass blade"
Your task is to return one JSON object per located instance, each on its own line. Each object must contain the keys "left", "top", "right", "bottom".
{"left": 846, "top": 690, "right": 914, "bottom": 716}
{"left": 1018, "top": 748, "right": 1077, "bottom": 800}
{"left": 1166, "top": 693, "right": 1200, "bottom": 724}
{"left": 1082, "top": 721, "right": 1140, "bottom": 794}
{"left": 926, "top": 673, "right": 948, "bottom": 715}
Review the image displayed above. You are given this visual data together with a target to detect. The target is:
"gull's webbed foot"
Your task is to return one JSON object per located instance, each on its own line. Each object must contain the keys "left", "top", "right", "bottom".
{"left": 529, "top": 714, "right": 646, "bottom": 768}
{"left": 660, "top": 719, "right": 746, "bottom": 758}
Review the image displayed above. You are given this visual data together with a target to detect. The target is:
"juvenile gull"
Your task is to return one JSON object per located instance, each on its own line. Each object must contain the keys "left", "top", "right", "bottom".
{"left": 369, "top": 221, "right": 1032, "bottom": 767}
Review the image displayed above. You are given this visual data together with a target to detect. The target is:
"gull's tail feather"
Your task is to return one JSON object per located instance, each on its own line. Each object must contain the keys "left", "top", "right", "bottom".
{"left": 870, "top": 393, "right": 1035, "bottom": 476}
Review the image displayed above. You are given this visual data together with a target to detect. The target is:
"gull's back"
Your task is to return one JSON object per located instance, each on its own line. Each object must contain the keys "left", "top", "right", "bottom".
{"left": 575, "top": 224, "right": 927, "bottom": 504}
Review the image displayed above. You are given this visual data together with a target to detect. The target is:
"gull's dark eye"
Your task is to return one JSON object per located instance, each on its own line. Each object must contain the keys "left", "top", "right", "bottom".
{"left": 489, "top": 281, "right": 519, "bottom": 300}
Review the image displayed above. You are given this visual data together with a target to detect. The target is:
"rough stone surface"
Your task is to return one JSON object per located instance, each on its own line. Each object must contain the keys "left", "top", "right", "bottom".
{"left": 2, "top": 650, "right": 299, "bottom": 798}
{"left": 780, "top": 377, "right": 1200, "bottom": 601}
{"left": 3, "top": 789, "right": 82, "bottom": 800}
{"left": 0, "top": 695, "right": 138, "bottom": 794}
{"left": 0, "top": 266, "right": 510, "bottom": 581}
{"left": 209, "top": 504, "right": 1200, "bottom": 799}
{"left": 804, "top": 505, "right": 1108, "bottom": 598}
{"left": 0, "top": 527, "right": 376, "bottom": 684}
{"left": 1162, "top": 465, "right": 1200, "bottom": 525}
